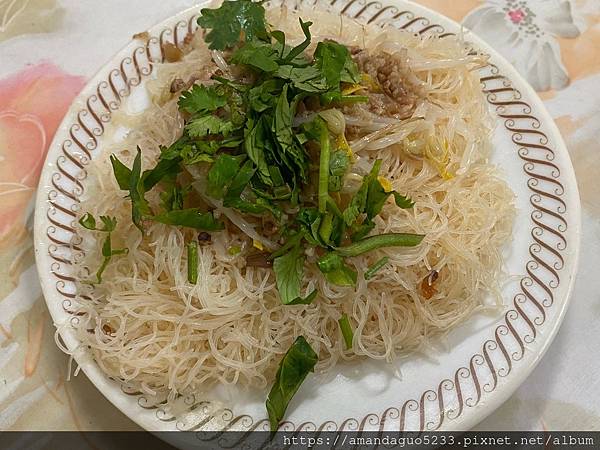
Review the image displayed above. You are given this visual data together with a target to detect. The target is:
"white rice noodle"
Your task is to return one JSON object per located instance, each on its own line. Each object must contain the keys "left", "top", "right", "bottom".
{"left": 66, "top": 5, "right": 515, "bottom": 406}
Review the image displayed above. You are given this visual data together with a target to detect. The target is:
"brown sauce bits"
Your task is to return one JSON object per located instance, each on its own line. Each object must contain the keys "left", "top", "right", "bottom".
{"left": 420, "top": 269, "right": 439, "bottom": 299}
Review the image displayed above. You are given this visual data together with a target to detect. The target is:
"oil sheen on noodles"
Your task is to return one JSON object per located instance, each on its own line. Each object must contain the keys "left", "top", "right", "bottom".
{"left": 61, "top": 5, "right": 515, "bottom": 406}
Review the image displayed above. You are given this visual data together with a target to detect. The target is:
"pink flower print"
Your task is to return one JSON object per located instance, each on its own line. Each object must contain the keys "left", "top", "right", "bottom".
{"left": 463, "top": 0, "right": 581, "bottom": 91}
{"left": 0, "top": 63, "right": 85, "bottom": 240}
{"left": 508, "top": 9, "right": 526, "bottom": 24}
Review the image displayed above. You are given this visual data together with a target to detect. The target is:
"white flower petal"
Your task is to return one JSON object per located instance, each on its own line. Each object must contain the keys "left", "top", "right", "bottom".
{"left": 464, "top": 7, "right": 513, "bottom": 41}
{"left": 526, "top": 41, "right": 570, "bottom": 90}
{"left": 543, "top": 1, "right": 580, "bottom": 38}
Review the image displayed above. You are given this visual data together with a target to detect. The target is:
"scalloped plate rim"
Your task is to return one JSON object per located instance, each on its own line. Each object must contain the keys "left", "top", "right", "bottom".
{"left": 33, "top": 0, "right": 581, "bottom": 436}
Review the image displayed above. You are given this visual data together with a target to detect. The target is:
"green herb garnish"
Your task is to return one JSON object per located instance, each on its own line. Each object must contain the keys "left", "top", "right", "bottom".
{"left": 78, "top": 214, "right": 127, "bottom": 283}
{"left": 364, "top": 256, "right": 390, "bottom": 280}
{"left": 187, "top": 241, "right": 199, "bottom": 284}
{"left": 198, "top": 0, "right": 269, "bottom": 50}
{"left": 97, "top": 0, "right": 428, "bottom": 429}
{"left": 266, "top": 336, "right": 318, "bottom": 431}
{"left": 338, "top": 314, "right": 354, "bottom": 350}
{"left": 273, "top": 241, "right": 316, "bottom": 305}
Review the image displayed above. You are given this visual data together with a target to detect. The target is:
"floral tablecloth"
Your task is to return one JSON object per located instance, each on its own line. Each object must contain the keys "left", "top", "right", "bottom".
{"left": 1, "top": 0, "right": 598, "bottom": 433}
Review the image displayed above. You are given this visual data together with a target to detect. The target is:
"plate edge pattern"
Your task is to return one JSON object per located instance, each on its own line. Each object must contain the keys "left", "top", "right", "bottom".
{"left": 41, "top": 0, "right": 569, "bottom": 434}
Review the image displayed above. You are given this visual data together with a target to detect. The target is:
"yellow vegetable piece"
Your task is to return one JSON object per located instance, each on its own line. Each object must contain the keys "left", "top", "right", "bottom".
{"left": 361, "top": 73, "right": 381, "bottom": 92}
{"left": 377, "top": 176, "right": 393, "bottom": 193}
{"left": 336, "top": 134, "right": 354, "bottom": 161}
{"left": 425, "top": 136, "right": 454, "bottom": 180}
{"left": 342, "top": 84, "right": 364, "bottom": 96}
{"left": 253, "top": 239, "right": 264, "bottom": 251}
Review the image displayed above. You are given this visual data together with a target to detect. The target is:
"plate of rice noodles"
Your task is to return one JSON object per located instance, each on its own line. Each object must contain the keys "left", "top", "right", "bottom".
{"left": 34, "top": 0, "right": 580, "bottom": 439}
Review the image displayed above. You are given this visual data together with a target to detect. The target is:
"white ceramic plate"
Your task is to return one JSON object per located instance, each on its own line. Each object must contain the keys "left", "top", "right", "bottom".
{"left": 34, "top": 0, "right": 581, "bottom": 438}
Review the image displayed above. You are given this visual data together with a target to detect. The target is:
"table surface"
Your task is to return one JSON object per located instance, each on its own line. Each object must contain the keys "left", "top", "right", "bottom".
{"left": 1, "top": 0, "right": 599, "bottom": 433}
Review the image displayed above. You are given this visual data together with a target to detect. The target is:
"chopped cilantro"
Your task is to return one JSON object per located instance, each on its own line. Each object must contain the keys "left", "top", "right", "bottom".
{"left": 103, "top": 3, "right": 428, "bottom": 429}
{"left": 152, "top": 208, "right": 224, "bottom": 231}
{"left": 198, "top": 0, "right": 269, "bottom": 50}
{"left": 186, "top": 115, "right": 235, "bottom": 138}
{"left": 78, "top": 214, "right": 127, "bottom": 283}
{"left": 178, "top": 84, "right": 228, "bottom": 114}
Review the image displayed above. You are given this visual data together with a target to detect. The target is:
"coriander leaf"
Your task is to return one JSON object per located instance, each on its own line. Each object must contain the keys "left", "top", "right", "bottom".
{"left": 281, "top": 19, "right": 312, "bottom": 63}
{"left": 316, "top": 251, "right": 344, "bottom": 273}
{"left": 273, "top": 87, "right": 309, "bottom": 182}
{"left": 329, "top": 214, "right": 346, "bottom": 247}
{"left": 328, "top": 175, "right": 342, "bottom": 192}
{"left": 151, "top": 208, "right": 224, "bottom": 231}
{"left": 338, "top": 314, "right": 354, "bottom": 349}
{"left": 296, "top": 208, "right": 327, "bottom": 247}
{"left": 98, "top": 216, "right": 118, "bottom": 232}
{"left": 270, "top": 231, "right": 305, "bottom": 260}
{"left": 365, "top": 162, "right": 390, "bottom": 220}
{"left": 365, "top": 161, "right": 415, "bottom": 218}
{"left": 78, "top": 214, "right": 127, "bottom": 283}
{"left": 207, "top": 154, "right": 243, "bottom": 199}
{"left": 244, "top": 117, "right": 272, "bottom": 185}
{"left": 271, "top": 30, "right": 285, "bottom": 51}
{"left": 96, "top": 233, "right": 127, "bottom": 284}
{"left": 231, "top": 41, "right": 279, "bottom": 72}
{"left": 350, "top": 220, "right": 375, "bottom": 241}
{"left": 112, "top": 148, "right": 182, "bottom": 196}
{"left": 110, "top": 155, "right": 132, "bottom": 190}
{"left": 159, "top": 137, "right": 193, "bottom": 161}
{"left": 314, "top": 41, "right": 348, "bottom": 88}
{"left": 266, "top": 336, "right": 318, "bottom": 432}
{"left": 160, "top": 184, "right": 188, "bottom": 212}
{"left": 79, "top": 214, "right": 118, "bottom": 233}
{"left": 393, "top": 191, "right": 415, "bottom": 209}
{"left": 316, "top": 252, "right": 357, "bottom": 287}
{"left": 275, "top": 65, "right": 327, "bottom": 92}
{"left": 325, "top": 265, "right": 357, "bottom": 287}
{"left": 313, "top": 40, "right": 359, "bottom": 89}
{"left": 273, "top": 242, "right": 306, "bottom": 305}
{"left": 341, "top": 51, "right": 361, "bottom": 84}
{"left": 178, "top": 84, "right": 227, "bottom": 114}
{"left": 287, "top": 290, "right": 318, "bottom": 305}
{"left": 342, "top": 159, "right": 380, "bottom": 226}
{"left": 182, "top": 151, "right": 215, "bottom": 165}
{"left": 143, "top": 157, "right": 182, "bottom": 191}
{"left": 165, "top": 137, "right": 227, "bottom": 166}
{"left": 186, "top": 115, "right": 234, "bottom": 138}
{"left": 79, "top": 213, "right": 97, "bottom": 230}
{"left": 129, "top": 148, "right": 151, "bottom": 232}
{"left": 198, "top": 0, "right": 268, "bottom": 50}
{"left": 224, "top": 159, "right": 256, "bottom": 202}
{"left": 248, "top": 79, "right": 282, "bottom": 112}
{"left": 223, "top": 159, "right": 273, "bottom": 216}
